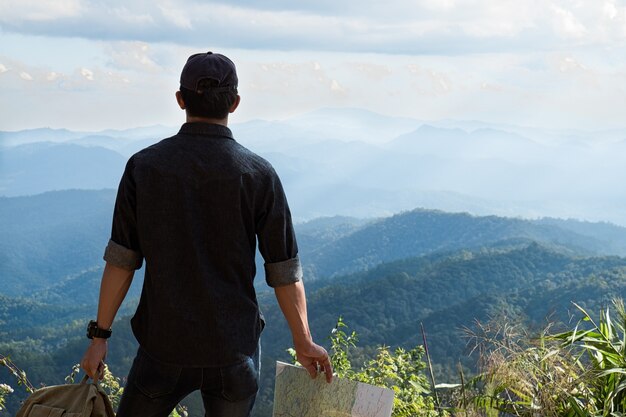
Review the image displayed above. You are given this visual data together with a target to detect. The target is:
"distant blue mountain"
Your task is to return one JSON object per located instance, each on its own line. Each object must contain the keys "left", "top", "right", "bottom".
{"left": 0, "top": 190, "right": 115, "bottom": 295}
{"left": 2, "top": 109, "right": 626, "bottom": 224}
{"left": 0, "top": 142, "right": 126, "bottom": 196}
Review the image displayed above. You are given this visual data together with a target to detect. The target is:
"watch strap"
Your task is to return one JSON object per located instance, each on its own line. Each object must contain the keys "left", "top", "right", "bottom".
{"left": 87, "top": 320, "right": 112, "bottom": 339}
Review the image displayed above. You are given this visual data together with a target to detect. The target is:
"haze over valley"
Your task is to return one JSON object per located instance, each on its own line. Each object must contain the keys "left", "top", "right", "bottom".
{"left": 2, "top": 107, "right": 625, "bottom": 226}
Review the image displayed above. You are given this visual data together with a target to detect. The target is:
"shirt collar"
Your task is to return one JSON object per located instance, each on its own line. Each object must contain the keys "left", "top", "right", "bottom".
{"left": 178, "top": 122, "right": 234, "bottom": 140}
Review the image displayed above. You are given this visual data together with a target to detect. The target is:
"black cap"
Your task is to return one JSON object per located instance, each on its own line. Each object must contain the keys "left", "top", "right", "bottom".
{"left": 180, "top": 52, "right": 238, "bottom": 93}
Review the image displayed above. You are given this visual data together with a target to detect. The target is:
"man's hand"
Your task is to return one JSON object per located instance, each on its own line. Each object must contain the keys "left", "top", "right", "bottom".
{"left": 79, "top": 262, "right": 134, "bottom": 381}
{"left": 81, "top": 339, "right": 107, "bottom": 380}
{"left": 295, "top": 340, "right": 333, "bottom": 383}
{"left": 273, "top": 280, "right": 332, "bottom": 382}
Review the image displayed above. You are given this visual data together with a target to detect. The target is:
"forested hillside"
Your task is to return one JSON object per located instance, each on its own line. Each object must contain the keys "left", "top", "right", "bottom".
{"left": 2, "top": 190, "right": 626, "bottom": 415}
{"left": 0, "top": 190, "right": 115, "bottom": 295}
{"left": 3, "top": 190, "right": 626, "bottom": 296}
{"left": 304, "top": 209, "right": 625, "bottom": 277}
{"left": 3, "top": 242, "right": 626, "bottom": 415}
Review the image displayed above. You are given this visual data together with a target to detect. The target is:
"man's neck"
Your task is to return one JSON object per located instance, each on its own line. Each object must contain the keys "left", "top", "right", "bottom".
{"left": 185, "top": 115, "right": 229, "bottom": 126}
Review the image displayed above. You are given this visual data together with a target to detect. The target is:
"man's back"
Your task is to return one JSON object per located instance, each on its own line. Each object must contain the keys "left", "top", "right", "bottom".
{"left": 112, "top": 122, "right": 298, "bottom": 366}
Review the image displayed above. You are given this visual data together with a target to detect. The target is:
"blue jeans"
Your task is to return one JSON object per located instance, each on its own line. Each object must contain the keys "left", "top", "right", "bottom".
{"left": 116, "top": 346, "right": 260, "bottom": 417}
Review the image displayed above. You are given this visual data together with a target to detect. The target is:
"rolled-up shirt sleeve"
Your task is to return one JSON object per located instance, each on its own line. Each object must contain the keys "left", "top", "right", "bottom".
{"left": 104, "top": 158, "right": 144, "bottom": 271}
{"left": 104, "top": 239, "right": 143, "bottom": 270}
{"left": 256, "top": 167, "right": 301, "bottom": 287}
{"left": 264, "top": 256, "right": 303, "bottom": 287}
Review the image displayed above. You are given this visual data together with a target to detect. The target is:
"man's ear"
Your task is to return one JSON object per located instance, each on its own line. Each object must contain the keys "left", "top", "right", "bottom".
{"left": 175, "top": 91, "right": 185, "bottom": 110}
{"left": 229, "top": 95, "right": 241, "bottom": 113}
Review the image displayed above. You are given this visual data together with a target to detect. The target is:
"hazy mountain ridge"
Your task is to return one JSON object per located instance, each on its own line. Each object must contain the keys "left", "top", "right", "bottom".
{"left": 0, "top": 190, "right": 115, "bottom": 295}
{"left": 2, "top": 190, "right": 626, "bottom": 299}
{"left": 0, "top": 143, "right": 126, "bottom": 196}
{"left": 303, "top": 208, "right": 625, "bottom": 278}
{"left": 2, "top": 108, "right": 625, "bottom": 223}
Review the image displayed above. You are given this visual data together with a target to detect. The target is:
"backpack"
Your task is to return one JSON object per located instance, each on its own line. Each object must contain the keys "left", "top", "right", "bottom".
{"left": 15, "top": 375, "right": 115, "bottom": 417}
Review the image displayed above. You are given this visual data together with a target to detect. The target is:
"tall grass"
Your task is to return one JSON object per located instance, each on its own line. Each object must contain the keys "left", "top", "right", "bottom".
{"left": 553, "top": 299, "right": 626, "bottom": 416}
{"left": 462, "top": 299, "right": 626, "bottom": 417}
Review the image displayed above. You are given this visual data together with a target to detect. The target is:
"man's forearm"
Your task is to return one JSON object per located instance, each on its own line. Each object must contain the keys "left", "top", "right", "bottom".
{"left": 96, "top": 262, "right": 135, "bottom": 329}
{"left": 274, "top": 279, "right": 333, "bottom": 382}
{"left": 274, "top": 280, "right": 312, "bottom": 346}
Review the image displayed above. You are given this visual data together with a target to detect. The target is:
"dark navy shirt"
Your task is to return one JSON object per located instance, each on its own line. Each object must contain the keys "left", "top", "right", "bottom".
{"left": 103, "top": 122, "right": 301, "bottom": 367}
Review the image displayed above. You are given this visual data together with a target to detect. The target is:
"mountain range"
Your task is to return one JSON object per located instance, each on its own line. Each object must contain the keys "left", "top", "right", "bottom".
{"left": 2, "top": 189, "right": 626, "bottom": 299}
{"left": 2, "top": 107, "right": 625, "bottom": 224}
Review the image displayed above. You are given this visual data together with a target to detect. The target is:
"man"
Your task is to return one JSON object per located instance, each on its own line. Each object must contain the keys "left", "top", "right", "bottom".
{"left": 81, "top": 52, "right": 332, "bottom": 417}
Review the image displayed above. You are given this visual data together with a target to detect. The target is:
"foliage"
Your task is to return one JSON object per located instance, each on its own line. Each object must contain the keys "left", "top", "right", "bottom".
{"left": 0, "top": 353, "right": 35, "bottom": 394}
{"left": 3, "top": 234, "right": 626, "bottom": 416}
{"left": 291, "top": 317, "right": 440, "bottom": 417}
{"left": 553, "top": 299, "right": 626, "bottom": 416}
{"left": 0, "top": 383, "right": 13, "bottom": 412}
{"left": 0, "top": 354, "right": 34, "bottom": 414}
{"left": 463, "top": 318, "right": 588, "bottom": 417}
{"left": 328, "top": 317, "right": 358, "bottom": 378}
{"left": 461, "top": 299, "right": 626, "bottom": 417}
{"left": 356, "top": 346, "right": 438, "bottom": 417}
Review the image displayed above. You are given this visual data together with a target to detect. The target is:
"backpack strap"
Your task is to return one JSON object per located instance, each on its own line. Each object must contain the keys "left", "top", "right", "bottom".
{"left": 80, "top": 369, "right": 103, "bottom": 386}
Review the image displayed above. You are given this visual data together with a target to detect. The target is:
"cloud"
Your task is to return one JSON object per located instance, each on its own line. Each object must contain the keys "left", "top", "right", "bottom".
{"left": 111, "top": 6, "right": 154, "bottom": 25}
{"left": 157, "top": 2, "right": 192, "bottom": 29}
{"left": 0, "top": 56, "right": 141, "bottom": 93}
{"left": 80, "top": 68, "right": 94, "bottom": 80}
{"left": 1, "top": 0, "right": 625, "bottom": 55}
{"left": 330, "top": 79, "right": 347, "bottom": 95}
{"left": 350, "top": 63, "right": 393, "bottom": 81}
{"left": 104, "top": 41, "right": 162, "bottom": 72}
{"left": 2, "top": 1, "right": 626, "bottom": 131}
{"left": 0, "top": 0, "right": 81, "bottom": 21}
{"left": 551, "top": 5, "right": 589, "bottom": 39}
{"left": 0, "top": 56, "right": 176, "bottom": 130}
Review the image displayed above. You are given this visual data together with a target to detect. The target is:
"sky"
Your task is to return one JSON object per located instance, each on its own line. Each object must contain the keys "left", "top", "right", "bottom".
{"left": 0, "top": 0, "right": 625, "bottom": 131}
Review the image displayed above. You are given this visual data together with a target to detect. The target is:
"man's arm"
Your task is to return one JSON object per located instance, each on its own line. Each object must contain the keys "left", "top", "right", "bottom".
{"left": 274, "top": 280, "right": 333, "bottom": 383}
{"left": 80, "top": 262, "right": 134, "bottom": 379}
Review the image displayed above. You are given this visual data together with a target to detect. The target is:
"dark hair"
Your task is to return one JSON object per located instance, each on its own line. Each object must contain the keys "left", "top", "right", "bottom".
{"left": 179, "top": 78, "right": 238, "bottom": 119}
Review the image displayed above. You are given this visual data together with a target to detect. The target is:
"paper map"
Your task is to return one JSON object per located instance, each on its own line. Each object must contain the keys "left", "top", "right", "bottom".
{"left": 273, "top": 361, "right": 394, "bottom": 417}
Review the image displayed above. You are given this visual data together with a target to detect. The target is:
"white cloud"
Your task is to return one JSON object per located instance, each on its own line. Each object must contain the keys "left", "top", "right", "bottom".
{"left": 0, "top": 0, "right": 623, "bottom": 55}
{"left": 19, "top": 71, "right": 33, "bottom": 80}
{"left": 158, "top": 3, "right": 192, "bottom": 29}
{"left": 557, "top": 56, "right": 587, "bottom": 73}
{"left": 330, "top": 79, "right": 347, "bottom": 94}
{"left": 421, "top": 0, "right": 456, "bottom": 11}
{"left": 80, "top": 68, "right": 94, "bottom": 80}
{"left": 551, "top": 5, "right": 589, "bottom": 39}
{"left": 105, "top": 41, "right": 161, "bottom": 72}
{"left": 111, "top": 6, "right": 154, "bottom": 25}
{"left": 604, "top": 1, "right": 618, "bottom": 19}
{"left": 0, "top": 0, "right": 81, "bottom": 21}
{"left": 350, "top": 63, "right": 392, "bottom": 80}
{"left": 1, "top": 1, "right": 626, "bottom": 131}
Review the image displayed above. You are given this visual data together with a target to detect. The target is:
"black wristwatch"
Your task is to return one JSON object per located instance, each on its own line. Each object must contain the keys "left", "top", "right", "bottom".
{"left": 87, "top": 320, "right": 112, "bottom": 339}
